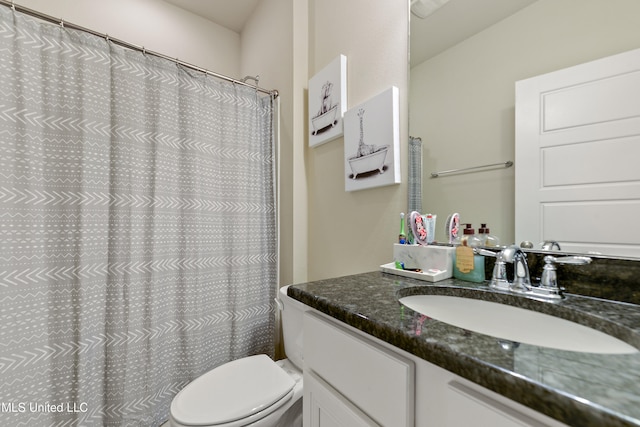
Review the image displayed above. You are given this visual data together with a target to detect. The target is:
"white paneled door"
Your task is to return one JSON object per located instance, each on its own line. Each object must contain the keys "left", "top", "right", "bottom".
{"left": 515, "top": 48, "right": 640, "bottom": 258}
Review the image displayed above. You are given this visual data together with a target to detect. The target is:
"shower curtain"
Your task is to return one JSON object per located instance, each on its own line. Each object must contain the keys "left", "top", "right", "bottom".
{"left": 408, "top": 136, "right": 423, "bottom": 213}
{"left": 0, "top": 7, "right": 277, "bottom": 427}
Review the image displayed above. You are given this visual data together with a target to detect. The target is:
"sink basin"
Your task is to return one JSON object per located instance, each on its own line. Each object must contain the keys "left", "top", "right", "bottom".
{"left": 399, "top": 295, "right": 638, "bottom": 354}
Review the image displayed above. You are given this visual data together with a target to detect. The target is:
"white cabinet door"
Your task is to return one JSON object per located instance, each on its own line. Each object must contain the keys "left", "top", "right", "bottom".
{"left": 304, "top": 371, "right": 378, "bottom": 427}
{"left": 515, "top": 47, "right": 640, "bottom": 257}
{"left": 303, "top": 312, "right": 414, "bottom": 427}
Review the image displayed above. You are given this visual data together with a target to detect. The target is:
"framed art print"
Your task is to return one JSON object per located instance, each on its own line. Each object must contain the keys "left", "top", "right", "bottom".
{"left": 343, "top": 86, "right": 401, "bottom": 192}
{"left": 308, "top": 54, "right": 347, "bottom": 147}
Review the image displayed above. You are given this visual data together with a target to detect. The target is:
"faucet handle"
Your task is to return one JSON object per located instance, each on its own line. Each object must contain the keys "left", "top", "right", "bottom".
{"left": 544, "top": 255, "right": 592, "bottom": 265}
{"left": 540, "top": 240, "right": 562, "bottom": 251}
{"left": 520, "top": 241, "right": 534, "bottom": 249}
{"left": 474, "top": 248, "right": 510, "bottom": 290}
{"left": 473, "top": 248, "right": 498, "bottom": 257}
{"left": 537, "top": 255, "right": 592, "bottom": 299}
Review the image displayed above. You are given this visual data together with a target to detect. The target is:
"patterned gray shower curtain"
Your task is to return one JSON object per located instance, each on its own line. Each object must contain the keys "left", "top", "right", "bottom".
{"left": 0, "top": 7, "right": 277, "bottom": 426}
{"left": 408, "top": 136, "right": 422, "bottom": 213}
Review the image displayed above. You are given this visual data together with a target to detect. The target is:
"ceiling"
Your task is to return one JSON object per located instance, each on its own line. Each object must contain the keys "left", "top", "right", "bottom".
{"left": 162, "top": 0, "right": 537, "bottom": 68}
{"left": 163, "top": 0, "right": 260, "bottom": 33}
{"left": 410, "top": 0, "right": 537, "bottom": 67}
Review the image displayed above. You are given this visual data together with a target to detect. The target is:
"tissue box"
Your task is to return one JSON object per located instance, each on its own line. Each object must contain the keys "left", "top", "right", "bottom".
{"left": 393, "top": 244, "right": 454, "bottom": 275}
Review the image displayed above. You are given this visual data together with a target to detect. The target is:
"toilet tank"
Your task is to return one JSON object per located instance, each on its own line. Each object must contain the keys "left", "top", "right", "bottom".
{"left": 278, "top": 285, "right": 309, "bottom": 369}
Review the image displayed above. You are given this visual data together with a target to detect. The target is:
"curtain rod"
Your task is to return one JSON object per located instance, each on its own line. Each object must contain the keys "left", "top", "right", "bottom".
{"left": 0, "top": 0, "right": 279, "bottom": 98}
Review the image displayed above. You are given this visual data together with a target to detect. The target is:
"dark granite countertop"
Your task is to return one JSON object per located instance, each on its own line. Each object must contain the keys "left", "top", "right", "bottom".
{"left": 289, "top": 271, "right": 640, "bottom": 427}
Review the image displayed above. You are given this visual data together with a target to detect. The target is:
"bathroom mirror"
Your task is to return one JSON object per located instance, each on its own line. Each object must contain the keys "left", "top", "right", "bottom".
{"left": 409, "top": 0, "right": 640, "bottom": 258}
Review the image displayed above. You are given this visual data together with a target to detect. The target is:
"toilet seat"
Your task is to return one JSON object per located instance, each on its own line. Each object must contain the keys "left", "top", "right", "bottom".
{"left": 171, "top": 354, "right": 296, "bottom": 426}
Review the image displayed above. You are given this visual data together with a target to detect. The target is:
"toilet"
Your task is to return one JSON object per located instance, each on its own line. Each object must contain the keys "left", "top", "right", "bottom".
{"left": 169, "top": 285, "right": 307, "bottom": 427}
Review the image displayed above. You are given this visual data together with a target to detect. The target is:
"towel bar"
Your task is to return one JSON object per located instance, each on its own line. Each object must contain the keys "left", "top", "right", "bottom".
{"left": 431, "top": 161, "right": 513, "bottom": 178}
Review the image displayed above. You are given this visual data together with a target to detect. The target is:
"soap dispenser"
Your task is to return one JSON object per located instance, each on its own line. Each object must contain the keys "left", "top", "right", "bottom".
{"left": 460, "top": 223, "right": 483, "bottom": 248}
{"left": 478, "top": 223, "right": 500, "bottom": 247}
{"left": 453, "top": 224, "right": 485, "bottom": 283}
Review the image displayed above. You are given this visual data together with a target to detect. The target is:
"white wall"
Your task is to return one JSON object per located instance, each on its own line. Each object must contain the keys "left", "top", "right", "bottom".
{"left": 15, "top": 0, "right": 241, "bottom": 77}
{"left": 410, "top": 0, "right": 640, "bottom": 245}
{"left": 242, "top": 0, "right": 411, "bottom": 284}
{"left": 241, "top": 0, "right": 308, "bottom": 286}
{"left": 307, "top": 0, "right": 409, "bottom": 280}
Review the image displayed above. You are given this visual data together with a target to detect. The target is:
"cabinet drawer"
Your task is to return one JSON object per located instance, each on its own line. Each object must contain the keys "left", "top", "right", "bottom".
{"left": 446, "top": 380, "right": 569, "bottom": 427}
{"left": 303, "top": 311, "right": 414, "bottom": 427}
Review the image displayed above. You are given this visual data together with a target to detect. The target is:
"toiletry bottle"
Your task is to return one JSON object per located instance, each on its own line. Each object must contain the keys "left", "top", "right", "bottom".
{"left": 453, "top": 224, "right": 485, "bottom": 283}
{"left": 425, "top": 214, "right": 436, "bottom": 244}
{"left": 477, "top": 223, "right": 488, "bottom": 246}
{"left": 460, "top": 223, "right": 483, "bottom": 248}
{"left": 399, "top": 213, "right": 407, "bottom": 244}
{"left": 478, "top": 223, "right": 500, "bottom": 247}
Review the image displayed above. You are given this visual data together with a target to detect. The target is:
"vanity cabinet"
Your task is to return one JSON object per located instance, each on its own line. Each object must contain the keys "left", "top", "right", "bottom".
{"left": 303, "top": 311, "right": 414, "bottom": 426}
{"left": 304, "top": 371, "right": 378, "bottom": 427}
{"left": 303, "top": 310, "right": 568, "bottom": 427}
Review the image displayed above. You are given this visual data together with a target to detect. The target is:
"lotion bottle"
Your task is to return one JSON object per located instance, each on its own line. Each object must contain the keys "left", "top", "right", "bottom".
{"left": 453, "top": 224, "right": 485, "bottom": 283}
{"left": 478, "top": 223, "right": 500, "bottom": 247}
{"left": 460, "top": 224, "right": 483, "bottom": 248}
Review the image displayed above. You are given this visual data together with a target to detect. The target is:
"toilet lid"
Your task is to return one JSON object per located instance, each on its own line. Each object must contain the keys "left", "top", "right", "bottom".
{"left": 171, "top": 354, "right": 295, "bottom": 426}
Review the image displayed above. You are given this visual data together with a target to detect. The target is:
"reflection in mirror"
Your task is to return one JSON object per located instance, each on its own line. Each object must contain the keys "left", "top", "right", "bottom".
{"left": 515, "top": 47, "right": 640, "bottom": 258}
{"left": 409, "top": 0, "right": 640, "bottom": 258}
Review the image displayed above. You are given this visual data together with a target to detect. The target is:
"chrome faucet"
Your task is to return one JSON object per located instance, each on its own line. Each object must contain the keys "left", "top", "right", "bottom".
{"left": 476, "top": 246, "right": 592, "bottom": 300}
{"left": 501, "top": 246, "right": 532, "bottom": 293}
{"left": 490, "top": 250, "right": 510, "bottom": 290}
{"left": 474, "top": 246, "right": 530, "bottom": 291}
